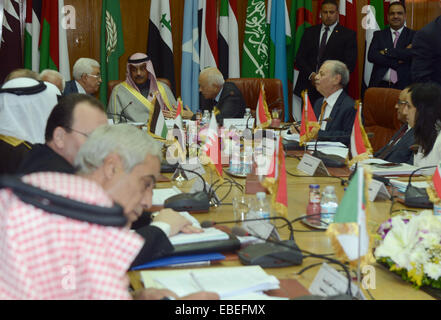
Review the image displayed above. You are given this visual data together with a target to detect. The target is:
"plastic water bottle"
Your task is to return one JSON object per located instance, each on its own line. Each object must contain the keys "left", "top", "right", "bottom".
{"left": 306, "top": 184, "right": 321, "bottom": 225}
{"left": 253, "top": 192, "right": 272, "bottom": 219}
{"left": 244, "top": 108, "right": 253, "bottom": 128}
{"left": 201, "top": 110, "right": 210, "bottom": 126}
{"left": 320, "top": 186, "right": 339, "bottom": 225}
{"left": 241, "top": 144, "right": 253, "bottom": 175}
{"left": 244, "top": 108, "right": 252, "bottom": 119}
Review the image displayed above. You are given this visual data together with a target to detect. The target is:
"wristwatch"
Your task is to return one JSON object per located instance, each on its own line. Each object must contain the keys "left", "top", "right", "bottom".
{"left": 384, "top": 48, "right": 389, "bottom": 55}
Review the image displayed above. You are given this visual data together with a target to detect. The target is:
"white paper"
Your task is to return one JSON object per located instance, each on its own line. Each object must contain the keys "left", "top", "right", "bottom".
{"left": 223, "top": 118, "right": 255, "bottom": 131}
{"left": 169, "top": 227, "right": 229, "bottom": 246}
{"left": 152, "top": 187, "right": 182, "bottom": 206}
{"left": 281, "top": 130, "right": 300, "bottom": 141}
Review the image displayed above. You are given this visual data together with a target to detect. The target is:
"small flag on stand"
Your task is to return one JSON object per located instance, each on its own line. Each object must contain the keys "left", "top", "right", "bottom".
{"left": 347, "top": 101, "right": 372, "bottom": 167}
{"left": 147, "top": 94, "right": 168, "bottom": 140}
{"left": 256, "top": 83, "right": 272, "bottom": 129}
{"left": 326, "top": 166, "right": 374, "bottom": 267}
{"left": 427, "top": 164, "right": 441, "bottom": 204}
{"left": 299, "top": 90, "right": 319, "bottom": 146}
{"left": 201, "top": 112, "right": 223, "bottom": 179}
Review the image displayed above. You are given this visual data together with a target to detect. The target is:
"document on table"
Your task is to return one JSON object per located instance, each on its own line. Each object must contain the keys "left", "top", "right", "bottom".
{"left": 169, "top": 227, "right": 229, "bottom": 246}
{"left": 140, "top": 266, "right": 280, "bottom": 299}
{"left": 152, "top": 187, "right": 182, "bottom": 205}
{"left": 389, "top": 179, "right": 430, "bottom": 193}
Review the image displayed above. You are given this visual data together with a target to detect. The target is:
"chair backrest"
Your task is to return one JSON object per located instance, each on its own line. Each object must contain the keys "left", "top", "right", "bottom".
{"left": 227, "top": 78, "right": 285, "bottom": 120}
{"left": 363, "top": 87, "right": 402, "bottom": 152}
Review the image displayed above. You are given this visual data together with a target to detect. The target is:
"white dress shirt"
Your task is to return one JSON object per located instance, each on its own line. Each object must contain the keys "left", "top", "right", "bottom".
{"left": 320, "top": 88, "right": 343, "bottom": 130}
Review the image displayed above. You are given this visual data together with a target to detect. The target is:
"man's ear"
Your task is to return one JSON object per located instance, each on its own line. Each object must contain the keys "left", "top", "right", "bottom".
{"left": 102, "top": 153, "right": 122, "bottom": 180}
{"left": 52, "top": 126, "right": 66, "bottom": 149}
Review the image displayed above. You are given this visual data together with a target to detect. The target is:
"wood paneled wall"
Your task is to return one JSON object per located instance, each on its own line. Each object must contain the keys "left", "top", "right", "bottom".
{"left": 64, "top": 0, "right": 440, "bottom": 101}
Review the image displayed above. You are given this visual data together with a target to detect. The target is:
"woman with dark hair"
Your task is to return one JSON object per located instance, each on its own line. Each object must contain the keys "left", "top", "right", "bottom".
{"left": 402, "top": 82, "right": 441, "bottom": 169}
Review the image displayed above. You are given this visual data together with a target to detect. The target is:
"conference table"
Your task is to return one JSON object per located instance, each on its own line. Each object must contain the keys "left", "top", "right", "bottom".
{"left": 128, "top": 154, "right": 435, "bottom": 300}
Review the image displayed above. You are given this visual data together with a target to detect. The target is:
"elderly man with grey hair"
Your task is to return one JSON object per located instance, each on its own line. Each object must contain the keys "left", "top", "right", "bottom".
{"left": 63, "top": 58, "right": 102, "bottom": 96}
{"left": 312, "top": 60, "right": 356, "bottom": 146}
{"left": 40, "top": 69, "right": 65, "bottom": 93}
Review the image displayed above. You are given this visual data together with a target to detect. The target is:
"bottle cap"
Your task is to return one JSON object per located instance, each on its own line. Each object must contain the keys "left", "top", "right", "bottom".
{"left": 256, "top": 192, "right": 266, "bottom": 200}
{"left": 309, "top": 184, "right": 320, "bottom": 189}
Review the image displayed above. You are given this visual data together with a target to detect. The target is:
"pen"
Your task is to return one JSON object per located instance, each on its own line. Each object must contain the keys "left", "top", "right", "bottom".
{"left": 189, "top": 271, "right": 205, "bottom": 291}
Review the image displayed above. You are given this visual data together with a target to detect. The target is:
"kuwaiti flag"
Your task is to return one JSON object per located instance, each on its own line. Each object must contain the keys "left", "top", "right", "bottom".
{"left": 256, "top": 83, "right": 272, "bottom": 129}
{"left": 147, "top": 95, "right": 168, "bottom": 140}
{"left": 218, "top": 0, "right": 239, "bottom": 79}
{"left": 147, "top": 0, "right": 176, "bottom": 93}
{"left": 200, "top": 0, "right": 218, "bottom": 70}
{"left": 299, "top": 90, "right": 319, "bottom": 146}
{"left": 181, "top": 0, "right": 200, "bottom": 113}
{"left": 348, "top": 102, "right": 373, "bottom": 167}
{"left": 327, "top": 166, "right": 374, "bottom": 267}
{"left": 202, "top": 112, "right": 223, "bottom": 179}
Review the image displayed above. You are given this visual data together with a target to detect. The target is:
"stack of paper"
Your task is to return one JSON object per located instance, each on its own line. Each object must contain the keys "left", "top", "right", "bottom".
{"left": 141, "top": 266, "right": 280, "bottom": 299}
{"left": 169, "top": 227, "right": 230, "bottom": 246}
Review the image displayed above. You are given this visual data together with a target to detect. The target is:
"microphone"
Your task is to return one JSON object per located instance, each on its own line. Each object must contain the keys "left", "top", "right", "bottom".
{"left": 119, "top": 101, "right": 133, "bottom": 123}
{"left": 404, "top": 165, "right": 437, "bottom": 209}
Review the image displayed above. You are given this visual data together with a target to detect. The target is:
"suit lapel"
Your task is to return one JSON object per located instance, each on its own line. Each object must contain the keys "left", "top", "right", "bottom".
{"left": 326, "top": 91, "right": 345, "bottom": 131}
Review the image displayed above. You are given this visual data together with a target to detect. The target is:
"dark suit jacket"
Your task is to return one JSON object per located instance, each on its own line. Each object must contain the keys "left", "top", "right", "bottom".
{"left": 374, "top": 125, "right": 414, "bottom": 164}
{"left": 200, "top": 81, "right": 246, "bottom": 125}
{"left": 294, "top": 24, "right": 357, "bottom": 101}
{"left": 411, "top": 15, "right": 441, "bottom": 86}
{"left": 313, "top": 90, "right": 356, "bottom": 146}
{"left": 368, "top": 27, "right": 415, "bottom": 89}
{"left": 62, "top": 80, "right": 79, "bottom": 96}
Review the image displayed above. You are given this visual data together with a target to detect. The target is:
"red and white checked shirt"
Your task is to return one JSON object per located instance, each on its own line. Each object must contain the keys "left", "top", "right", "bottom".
{"left": 0, "top": 172, "right": 144, "bottom": 300}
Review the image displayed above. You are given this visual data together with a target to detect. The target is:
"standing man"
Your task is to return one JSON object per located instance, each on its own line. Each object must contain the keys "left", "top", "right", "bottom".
{"left": 368, "top": 2, "right": 415, "bottom": 89}
{"left": 63, "top": 58, "right": 102, "bottom": 96}
{"left": 411, "top": 0, "right": 441, "bottom": 86}
{"left": 294, "top": 0, "right": 357, "bottom": 105}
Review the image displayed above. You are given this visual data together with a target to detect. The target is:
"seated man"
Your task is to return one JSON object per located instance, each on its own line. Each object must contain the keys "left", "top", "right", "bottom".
{"left": 17, "top": 94, "right": 108, "bottom": 175}
{"left": 0, "top": 124, "right": 218, "bottom": 300}
{"left": 313, "top": 60, "right": 357, "bottom": 146}
{"left": 197, "top": 67, "right": 246, "bottom": 125}
{"left": 63, "top": 58, "right": 102, "bottom": 96}
{"left": 3, "top": 68, "right": 40, "bottom": 83}
{"left": 374, "top": 86, "right": 415, "bottom": 164}
{"left": 40, "top": 69, "right": 65, "bottom": 93}
{"left": 108, "top": 53, "right": 177, "bottom": 123}
{"left": 0, "top": 77, "right": 60, "bottom": 174}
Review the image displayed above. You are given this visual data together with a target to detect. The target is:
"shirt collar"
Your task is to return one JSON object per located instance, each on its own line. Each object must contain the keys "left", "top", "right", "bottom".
{"left": 322, "top": 21, "right": 338, "bottom": 33}
{"left": 390, "top": 26, "right": 405, "bottom": 35}
{"left": 75, "top": 80, "right": 86, "bottom": 94}
{"left": 324, "top": 88, "right": 343, "bottom": 107}
{"left": 215, "top": 86, "right": 223, "bottom": 103}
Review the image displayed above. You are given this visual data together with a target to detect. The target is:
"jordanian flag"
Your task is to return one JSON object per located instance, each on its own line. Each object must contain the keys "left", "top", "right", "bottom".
{"left": 218, "top": 0, "right": 239, "bottom": 79}
{"left": 200, "top": 0, "right": 218, "bottom": 70}
{"left": 148, "top": 0, "right": 176, "bottom": 93}
{"left": 289, "top": 0, "right": 312, "bottom": 121}
{"left": 100, "top": 0, "right": 124, "bottom": 107}
{"left": 0, "top": 0, "right": 23, "bottom": 83}
{"left": 348, "top": 102, "right": 373, "bottom": 167}
{"left": 327, "top": 166, "right": 373, "bottom": 267}
{"left": 241, "top": 0, "right": 268, "bottom": 78}
{"left": 268, "top": 0, "right": 291, "bottom": 121}
{"left": 24, "top": 0, "right": 41, "bottom": 72}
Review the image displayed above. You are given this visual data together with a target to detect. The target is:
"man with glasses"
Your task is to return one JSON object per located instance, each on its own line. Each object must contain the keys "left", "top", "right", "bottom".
{"left": 16, "top": 94, "right": 108, "bottom": 175}
{"left": 374, "top": 86, "right": 415, "bottom": 164}
{"left": 63, "top": 58, "right": 102, "bottom": 96}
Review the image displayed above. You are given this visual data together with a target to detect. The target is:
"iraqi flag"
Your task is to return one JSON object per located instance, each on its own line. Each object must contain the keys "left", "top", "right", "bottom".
{"left": 0, "top": 0, "right": 24, "bottom": 83}
{"left": 199, "top": 0, "right": 218, "bottom": 70}
{"left": 299, "top": 90, "right": 319, "bottom": 146}
{"left": 218, "top": 0, "right": 239, "bottom": 79}
{"left": 348, "top": 102, "right": 373, "bottom": 167}
{"left": 256, "top": 83, "right": 272, "bottom": 129}
{"left": 202, "top": 112, "right": 223, "bottom": 179}
{"left": 147, "top": 0, "right": 176, "bottom": 93}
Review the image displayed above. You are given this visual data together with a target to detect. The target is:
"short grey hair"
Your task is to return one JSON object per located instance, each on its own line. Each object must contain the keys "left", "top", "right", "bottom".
{"left": 72, "top": 58, "right": 100, "bottom": 81}
{"left": 40, "top": 69, "right": 65, "bottom": 92}
{"left": 326, "top": 60, "right": 350, "bottom": 87}
{"left": 75, "top": 124, "right": 163, "bottom": 175}
{"left": 200, "top": 67, "right": 225, "bottom": 87}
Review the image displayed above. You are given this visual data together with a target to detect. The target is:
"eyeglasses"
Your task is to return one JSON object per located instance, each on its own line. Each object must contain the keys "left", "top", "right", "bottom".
{"left": 397, "top": 100, "right": 410, "bottom": 107}
{"left": 64, "top": 127, "right": 89, "bottom": 138}
{"left": 87, "top": 73, "right": 101, "bottom": 79}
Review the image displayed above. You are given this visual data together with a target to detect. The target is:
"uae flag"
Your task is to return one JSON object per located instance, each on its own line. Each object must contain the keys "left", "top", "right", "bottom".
{"left": 24, "top": 0, "right": 41, "bottom": 73}
{"left": 299, "top": 91, "right": 319, "bottom": 146}
{"left": 199, "top": 0, "right": 218, "bottom": 70}
{"left": 202, "top": 112, "right": 223, "bottom": 179}
{"left": 327, "top": 166, "right": 374, "bottom": 267}
{"left": 256, "top": 83, "right": 272, "bottom": 129}
{"left": 147, "top": 96, "right": 168, "bottom": 140}
{"left": 0, "top": 0, "right": 24, "bottom": 83}
{"left": 348, "top": 102, "right": 373, "bottom": 167}
{"left": 218, "top": 0, "right": 239, "bottom": 79}
{"left": 147, "top": 0, "right": 176, "bottom": 93}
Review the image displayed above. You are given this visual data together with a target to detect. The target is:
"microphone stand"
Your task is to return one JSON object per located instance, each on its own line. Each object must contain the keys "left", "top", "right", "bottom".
{"left": 119, "top": 101, "right": 133, "bottom": 123}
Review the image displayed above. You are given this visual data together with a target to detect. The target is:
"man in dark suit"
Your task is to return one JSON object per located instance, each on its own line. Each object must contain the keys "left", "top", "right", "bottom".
{"left": 198, "top": 67, "right": 246, "bottom": 125}
{"left": 313, "top": 60, "right": 357, "bottom": 146}
{"left": 63, "top": 58, "right": 102, "bottom": 96}
{"left": 411, "top": 2, "right": 441, "bottom": 86}
{"left": 368, "top": 2, "right": 415, "bottom": 90}
{"left": 374, "top": 86, "right": 415, "bottom": 164}
{"left": 294, "top": 0, "right": 357, "bottom": 105}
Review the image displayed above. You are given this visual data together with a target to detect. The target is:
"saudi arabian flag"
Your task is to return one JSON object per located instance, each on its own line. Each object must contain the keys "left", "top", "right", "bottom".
{"left": 327, "top": 166, "right": 373, "bottom": 267}
{"left": 241, "top": 0, "right": 268, "bottom": 78}
{"left": 100, "top": 0, "right": 124, "bottom": 107}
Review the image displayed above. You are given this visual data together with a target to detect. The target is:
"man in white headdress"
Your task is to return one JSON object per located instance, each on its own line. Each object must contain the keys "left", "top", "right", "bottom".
{"left": 108, "top": 53, "right": 177, "bottom": 123}
{"left": 0, "top": 77, "right": 60, "bottom": 174}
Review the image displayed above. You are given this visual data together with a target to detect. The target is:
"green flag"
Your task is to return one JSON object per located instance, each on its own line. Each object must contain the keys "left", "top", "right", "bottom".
{"left": 100, "top": 0, "right": 124, "bottom": 108}
{"left": 241, "top": 0, "right": 269, "bottom": 78}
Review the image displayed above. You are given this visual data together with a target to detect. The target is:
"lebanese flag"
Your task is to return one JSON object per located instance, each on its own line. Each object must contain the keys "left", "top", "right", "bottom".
{"left": 202, "top": 112, "right": 223, "bottom": 178}
{"left": 200, "top": 0, "right": 218, "bottom": 69}
{"left": 299, "top": 90, "right": 319, "bottom": 146}
{"left": 256, "top": 83, "right": 272, "bottom": 129}
{"left": 348, "top": 102, "right": 372, "bottom": 166}
{"left": 218, "top": 0, "right": 239, "bottom": 79}
{"left": 432, "top": 165, "right": 441, "bottom": 199}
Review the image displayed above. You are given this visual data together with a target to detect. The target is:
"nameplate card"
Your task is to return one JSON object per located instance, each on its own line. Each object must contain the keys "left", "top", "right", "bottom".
{"left": 368, "top": 179, "right": 391, "bottom": 202}
{"left": 224, "top": 118, "right": 255, "bottom": 131}
{"left": 309, "top": 263, "right": 366, "bottom": 300}
{"left": 297, "top": 153, "right": 330, "bottom": 177}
